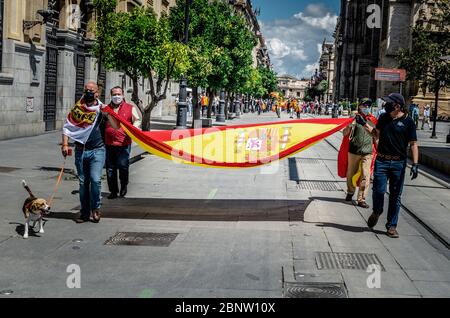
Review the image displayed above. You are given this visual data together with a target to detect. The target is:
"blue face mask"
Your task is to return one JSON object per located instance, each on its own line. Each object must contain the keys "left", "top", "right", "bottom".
{"left": 84, "top": 91, "right": 96, "bottom": 103}
{"left": 360, "top": 108, "right": 370, "bottom": 116}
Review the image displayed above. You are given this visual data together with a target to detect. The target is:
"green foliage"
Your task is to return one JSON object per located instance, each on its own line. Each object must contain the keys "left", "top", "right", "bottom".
{"left": 397, "top": 0, "right": 450, "bottom": 93}
{"left": 99, "top": 6, "right": 189, "bottom": 101}
{"left": 258, "top": 65, "right": 278, "bottom": 97}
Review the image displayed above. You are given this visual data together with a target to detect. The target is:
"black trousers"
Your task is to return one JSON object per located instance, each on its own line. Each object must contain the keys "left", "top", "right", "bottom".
{"left": 105, "top": 145, "right": 131, "bottom": 194}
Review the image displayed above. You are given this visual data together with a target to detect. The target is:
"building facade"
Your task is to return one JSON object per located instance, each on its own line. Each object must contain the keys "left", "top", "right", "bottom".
{"left": 0, "top": 0, "right": 177, "bottom": 140}
{"left": 229, "top": 0, "right": 271, "bottom": 68}
{"left": 318, "top": 39, "right": 335, "bottom": 103}
{"left": 333, "top": 0, "right": 449, "bottom": 117}
{"left": 277, "top": 75, "right": 309, "bottom": 99}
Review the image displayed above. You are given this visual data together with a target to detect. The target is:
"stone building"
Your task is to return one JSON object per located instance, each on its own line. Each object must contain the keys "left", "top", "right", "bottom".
{"left": 333, "top": 0, "right": 449, "bottom": 117}
{"left": 229, "top": 0, "right": 271, "bottom": 68}
{"left": 277, "top": 75, "right": 309, "bottom": 99}
{"left": 0, "top": 0, "right": 177, "bottom": 140}
{"left": 333, "top": 0, "right": 383, "bottom": 103}
{"left": 318, "top": 39, "right": 335, "bottom": 103}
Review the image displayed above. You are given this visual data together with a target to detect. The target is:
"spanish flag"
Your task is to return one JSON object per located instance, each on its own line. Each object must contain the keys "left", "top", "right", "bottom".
{"left": 104, "top": 108, "right": 352, "bottom": 168}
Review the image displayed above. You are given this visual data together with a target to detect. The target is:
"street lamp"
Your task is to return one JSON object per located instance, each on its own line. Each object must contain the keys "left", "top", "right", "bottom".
{"left": 175, "top": 0, "right": 192, "bottom": 130}
{"left": 216, "top": 89, "right": 226, "bottom": 122}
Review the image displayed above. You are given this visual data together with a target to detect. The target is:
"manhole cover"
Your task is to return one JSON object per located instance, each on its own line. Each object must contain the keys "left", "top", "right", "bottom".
{"left": 315, "top": 252, "right": 386, "bottom": 271}
{"left": 0, "top": 166, "right": 20, "bottom": 173}
{"left": 104, "top": 232, "right": 178, "bottom": 247}
{"left": 284, "top": 282, "right": 347, "bottom": 298}
{"left": 298, "top": 181, "right": 341, "bottom": 191}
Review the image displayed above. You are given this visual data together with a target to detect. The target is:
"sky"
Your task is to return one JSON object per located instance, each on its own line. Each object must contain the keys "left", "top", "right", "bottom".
{"left": 252, "top": 0, "right": 340, "bottom": 79}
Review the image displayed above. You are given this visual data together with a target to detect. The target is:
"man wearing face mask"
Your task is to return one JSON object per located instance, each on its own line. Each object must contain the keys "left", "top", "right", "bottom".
{"left": 342, "top": 98, "right": 377, "bottom": 208}
{"left": 356, "top": 93, "right": 419, "bottom": 238}
{"left": 103, "top": 86, "right": 142, "bottom": 199}
{"left": 62, "top": 81, "right": 119, "bottom": 223}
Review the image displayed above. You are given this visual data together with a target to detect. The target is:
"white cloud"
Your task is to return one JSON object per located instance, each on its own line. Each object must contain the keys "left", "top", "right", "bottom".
{"left": 261, "top": 3, "right": 337, "bottom": 79}
{"left": 294, "top": 12, "right": 338, "bottom": 32}
{"left": 304, "top": 4, "right": 330, "bottom": 17}
{"left": 303, "top": 63, "right": 319, "bottom": 75}
{"left": 317, "top": 43, "right": 323, "bottom": 55}
{"left": 267, "top": 38, "right": 291, "bottom": 59}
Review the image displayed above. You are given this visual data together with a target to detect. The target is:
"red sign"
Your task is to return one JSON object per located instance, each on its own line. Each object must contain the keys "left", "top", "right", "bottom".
{"left": 375, "top": 68, "right": 406, "bottom": 82}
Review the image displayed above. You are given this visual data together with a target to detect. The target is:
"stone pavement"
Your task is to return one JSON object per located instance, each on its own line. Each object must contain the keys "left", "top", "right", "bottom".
{"left": 0, "top": 111, "right": 449, "bottom": 298}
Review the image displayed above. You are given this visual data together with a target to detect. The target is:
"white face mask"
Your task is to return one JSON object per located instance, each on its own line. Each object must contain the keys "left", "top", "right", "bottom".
{"left": 112, "top": 95, "right": 123, "bottom": 105}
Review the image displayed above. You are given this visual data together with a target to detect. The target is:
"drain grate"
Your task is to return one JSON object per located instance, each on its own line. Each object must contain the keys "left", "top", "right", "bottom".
{"left": 0, "top": 166, "right": 20, "bottom": 173}
{"left": 284, "top": 282, "right": 347, "bottom": 298}
{"left": 298, "top": 181, "right": 341, "bottom": 191}
{"left": 315, "top": 252, "right": 386, "bottom": 271}
{"left": 295, "top": 158, "right": 323, "bottom": 164}
{"left": 104, "top": 232, "right": 178, "bottom": 247}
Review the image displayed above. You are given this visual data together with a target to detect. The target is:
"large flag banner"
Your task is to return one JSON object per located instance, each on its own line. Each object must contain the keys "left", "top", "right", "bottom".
{"left": 105, "top": 108, "right": 353, "bottom": 168}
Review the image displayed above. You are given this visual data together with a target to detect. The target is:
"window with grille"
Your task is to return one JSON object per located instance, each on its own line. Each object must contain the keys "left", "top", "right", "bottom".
{"left": 147, "top": 0, "right": 153, "bottom": 7}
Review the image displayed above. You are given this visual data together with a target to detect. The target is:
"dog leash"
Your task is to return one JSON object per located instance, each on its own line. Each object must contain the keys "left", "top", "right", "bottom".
{"left": 48, "top": 158, "right": 66, "bottom": 207}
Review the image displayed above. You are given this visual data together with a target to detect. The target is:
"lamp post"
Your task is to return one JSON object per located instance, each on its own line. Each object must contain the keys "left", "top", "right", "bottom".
{"left": 216, "top": 89, "right": 226, "bottom": 122}
{"left": 175, "top": 0, "right": 191, "bottom": 129}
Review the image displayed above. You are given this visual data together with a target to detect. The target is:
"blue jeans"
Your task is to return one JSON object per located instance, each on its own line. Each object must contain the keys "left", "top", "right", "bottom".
{"left": 105, "top": 145, "right": 131, "bottom": 194}
{"left": 75, "top": 147, "right": 106, "bottom": 219}
{"left": 372, "top": 159, "right": 407, "bottom": 229}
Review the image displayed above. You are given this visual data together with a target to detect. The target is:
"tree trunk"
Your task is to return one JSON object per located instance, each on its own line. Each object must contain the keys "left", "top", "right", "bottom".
{"left": 142, "top": 99, "right": 157, "bottom": 131}
{"left": 192, "top": 87, "right": 201, "bottom": 128}
{"left": 131, "top": 76, "right": 142, "bottom": 113}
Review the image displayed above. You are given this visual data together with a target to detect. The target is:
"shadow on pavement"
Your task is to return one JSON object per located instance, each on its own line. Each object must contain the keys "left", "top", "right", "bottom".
{"left": 9, "top": 222, "right": 43, "bottom": 237}
{"left": 47, "top": 198, "right": 311, "bottom": 222}
{"left": 309, "top": 196, "right": 354, "bottom": 205}
{"left": 305, "top": 221, "right": 386, "bottom": 235}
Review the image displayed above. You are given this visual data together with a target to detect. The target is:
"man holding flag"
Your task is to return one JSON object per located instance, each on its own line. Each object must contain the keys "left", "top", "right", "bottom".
{"left": 61, "top": 81, "right": 118, "bottom": 224}
{"left": 342, "top": 98, "right": 377, "bottom": 208}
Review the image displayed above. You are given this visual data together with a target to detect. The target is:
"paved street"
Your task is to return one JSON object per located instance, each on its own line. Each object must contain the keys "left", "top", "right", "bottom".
{"left": 0, "top": 112, "right": 449, "bottom": 298}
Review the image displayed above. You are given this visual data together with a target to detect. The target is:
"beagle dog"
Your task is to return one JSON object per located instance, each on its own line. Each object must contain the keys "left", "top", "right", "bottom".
{"left": 22, "top": 180, "right": 50, "bottom": 239}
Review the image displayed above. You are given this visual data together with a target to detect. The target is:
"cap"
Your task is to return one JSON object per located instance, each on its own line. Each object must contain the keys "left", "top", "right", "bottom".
{"left": 382, "top": 93, "right": 405, "bottom": 106}
{"left": 359, "top": 98, "right": 372, "bottom": 106}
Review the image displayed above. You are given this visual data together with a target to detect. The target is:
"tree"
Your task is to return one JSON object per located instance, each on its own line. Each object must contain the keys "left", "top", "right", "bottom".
{"left": 258, "top": 65, "right": 278, "bottom": 98}
{"left": 169, "top": 0, "right": 214, "bottom": 123}
{"left": 397, "top": 0, "right": 450, "bottom": 108}
{"left": 100, "top": 7, "right": 189, "bottom": 131}
{"left": 91, "top": 0, "right": 117, "bottom": 97}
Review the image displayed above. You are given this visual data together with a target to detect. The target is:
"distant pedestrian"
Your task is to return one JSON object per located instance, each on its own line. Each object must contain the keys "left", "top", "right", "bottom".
{"left": 410, "top": 104, "right": 419, "bottom": 128}
{"left": 421, "top": 104, "right": 431, "bottom": 130}
{"left": 359, "top": 93, "right": 419, "bottom": 238}
{"left": 343, "top": 98, "right": 376, "bottom": 208}
{"left": 103, "top": 86, "right": 142, "bottom": 199}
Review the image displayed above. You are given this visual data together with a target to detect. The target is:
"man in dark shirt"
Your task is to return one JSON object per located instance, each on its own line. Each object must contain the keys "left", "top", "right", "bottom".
{"left": 62, "top": 81, "right": 118, "bottom": 224}
{"left": 357, "top": 93, "right": 419, "bottom": 238}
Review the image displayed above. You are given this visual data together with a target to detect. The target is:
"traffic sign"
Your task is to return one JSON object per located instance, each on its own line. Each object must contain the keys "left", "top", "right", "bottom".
{"left": 375, "top": 68, "right": 406, "bottom": 82}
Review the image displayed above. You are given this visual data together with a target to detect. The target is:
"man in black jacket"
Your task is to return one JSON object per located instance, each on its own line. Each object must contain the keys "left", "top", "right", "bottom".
{"left": 356, "top": 93, "right": 419, "bottom": 238}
